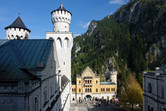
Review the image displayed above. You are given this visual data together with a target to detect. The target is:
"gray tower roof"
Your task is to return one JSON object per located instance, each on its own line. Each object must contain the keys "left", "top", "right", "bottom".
{"left": 51, "top": 3, "right": 72, "bottom": 15}
{"left": 5, "top": 16, "right": 31, "bottom": 32}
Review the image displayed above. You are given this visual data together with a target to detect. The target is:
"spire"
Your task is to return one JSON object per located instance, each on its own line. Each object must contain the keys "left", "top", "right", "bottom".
{"left": 18, "top": 12, "right": 20, "bottom": 16}
{"left": 61, "top": 2, "right": 63, "bottom": 8}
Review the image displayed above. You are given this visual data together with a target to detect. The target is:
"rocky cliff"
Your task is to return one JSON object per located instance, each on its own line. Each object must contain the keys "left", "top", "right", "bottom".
{"left": 71, "top": 0, "right": 166, "bottom": 85}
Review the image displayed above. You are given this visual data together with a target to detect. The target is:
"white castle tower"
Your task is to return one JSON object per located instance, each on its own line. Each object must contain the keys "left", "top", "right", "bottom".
{"left": 110, "top": 69, "right": 117, "bottom": 84}
{"left": 46, "top": 2, "right": 73, "bottom": 82}
{"left": 5, "top": 14, "right": 31, "bottom": 39}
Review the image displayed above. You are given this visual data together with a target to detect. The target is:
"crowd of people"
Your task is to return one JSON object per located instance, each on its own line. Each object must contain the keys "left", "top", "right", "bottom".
{"left": 75, "top": 97, "right": 118, "bottom": 107}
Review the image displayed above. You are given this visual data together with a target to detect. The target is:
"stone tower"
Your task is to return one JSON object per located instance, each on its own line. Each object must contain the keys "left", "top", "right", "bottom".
{"left": 5, "top": 14, "right": 31, "bottom": 39}
{"left": 110, "top": 69, "right": 117, "bottom": 84}
{"left": 46, "top": 2, "right": 73, "bottom": 81}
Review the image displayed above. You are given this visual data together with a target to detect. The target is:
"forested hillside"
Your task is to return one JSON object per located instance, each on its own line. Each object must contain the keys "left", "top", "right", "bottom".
{"left": 72, "top": 0, "right": 166, "bottom": 86}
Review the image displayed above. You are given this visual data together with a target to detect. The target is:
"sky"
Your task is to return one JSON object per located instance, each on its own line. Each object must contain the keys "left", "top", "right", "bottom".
{"left": 0, "top": 0, "right": 129, "bottom": 39}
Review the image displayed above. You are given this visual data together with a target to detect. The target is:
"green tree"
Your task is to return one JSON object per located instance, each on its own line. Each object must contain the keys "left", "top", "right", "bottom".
{"left": 119, "top": 74, "right": 143, "bottom": 111}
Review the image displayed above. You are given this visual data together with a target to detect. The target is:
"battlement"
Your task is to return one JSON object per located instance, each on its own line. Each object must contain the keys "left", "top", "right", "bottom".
{"left": 51, "top": 3, "right": 72, "bottom": 32}
{"left": 6, "top": 27, "right": 29, "bottom": 39}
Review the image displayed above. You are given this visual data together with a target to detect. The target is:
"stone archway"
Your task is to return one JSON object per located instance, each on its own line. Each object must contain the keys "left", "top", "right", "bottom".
{"left": 86, "top": 95, "right": 92, "bottom": 100}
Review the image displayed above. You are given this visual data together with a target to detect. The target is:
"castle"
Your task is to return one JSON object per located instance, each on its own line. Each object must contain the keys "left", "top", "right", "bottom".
{"left": 72, "top": 66, "right": 117, "bottom": 102}
{"left": 0, "top": 3, "right": 73, "bottom": 111}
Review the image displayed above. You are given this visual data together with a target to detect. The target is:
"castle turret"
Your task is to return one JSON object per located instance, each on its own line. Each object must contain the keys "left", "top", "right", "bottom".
{"left": 46, "top": 2, "right": 73, "bottom": 82}
{"left": 5, "top": 14, "right": 31, "bottom": 39}
{"left": 51, "top": 3, "right": 72, "bottom": 32}
{"left": 46, "top": 3, "right": 73, "bottom": 109}
{"left": 110, "top": 69, "right": 117, "bottom": 84}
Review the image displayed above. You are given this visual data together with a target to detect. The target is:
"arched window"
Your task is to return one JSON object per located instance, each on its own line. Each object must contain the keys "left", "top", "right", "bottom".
{"left": 151, "top": 107, "right": 153, "bottom": 111}
{"left": 148, "top": 83, "right": 152, "bottom": 93}
{"left": 90, "top": 88, "right": 92, "bottom": 92}
{"left": 64, "top": 37, "right": 69, "bottom": 48}
{"left": 148, "top": 105, "right": 150, "bottom": 111}
{"left": 44, "top": 90, "right": 47, "bottom": 103}
{"left": 56, "top": 37, "right": 62, "bottom": 48}
{"left": 35, "top": 97, "right": 38, "bottom": 111}
{"left": 85, "top": 88, "right": 87, "bottom": 92}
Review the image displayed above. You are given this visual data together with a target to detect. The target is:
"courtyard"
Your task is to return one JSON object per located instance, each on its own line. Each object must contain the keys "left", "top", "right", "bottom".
{"left": 70, "top": 99, "right": 125, "bottom": 111}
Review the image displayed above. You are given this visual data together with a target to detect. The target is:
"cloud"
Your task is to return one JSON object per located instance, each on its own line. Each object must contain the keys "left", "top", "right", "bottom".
{"left": 78, "top": 22, "right": 91, "bottom": 29}
{"left": 109, "top": 0, "right": 125, "bottom": 5}
{"left": 74, "top": 34, "right": 81, "bottom": 37}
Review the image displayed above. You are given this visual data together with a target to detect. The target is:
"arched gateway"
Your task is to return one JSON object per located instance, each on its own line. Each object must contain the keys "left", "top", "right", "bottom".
{"left": 86, "top": 95, "right": 92, "bottom": 99}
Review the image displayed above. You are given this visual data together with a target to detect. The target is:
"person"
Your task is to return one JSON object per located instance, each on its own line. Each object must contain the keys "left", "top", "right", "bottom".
{"left": 76, "top": 100, "right": 78, "bottom": 106}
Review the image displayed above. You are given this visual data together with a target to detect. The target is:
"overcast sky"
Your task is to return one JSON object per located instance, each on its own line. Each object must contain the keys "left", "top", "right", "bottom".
{"left": 0, "top": 0, "right": 129, "bottom": 39}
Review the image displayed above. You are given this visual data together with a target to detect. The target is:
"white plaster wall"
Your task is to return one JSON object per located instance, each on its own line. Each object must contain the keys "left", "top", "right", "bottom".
{"left": 52, "top": 10, "right": 71, "bottom": 32}
{"left": 46, "top": 32, "right": 73, "bottom": 83}
{"left": 61, "top": 82, "right": 70, "bottom": 111}
{"left": 53, "top": 22, "right": 69, "bottom": 32}
{"left": 143, "top": 74, "right": 166, "bottom": 111}
{"left": 110, "top": 71, "right": 117, "bottom": 84}
{"left": 72, "top": 93, "right": 117, "bottom": 101}
{"left": 6, "top": 28, "right": 29, "bottom": 39}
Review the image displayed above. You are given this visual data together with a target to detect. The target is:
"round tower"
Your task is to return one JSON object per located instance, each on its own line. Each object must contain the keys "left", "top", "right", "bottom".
{"left": 5, "top": 13, "right": 31, "bottom": 40}
{"left": 46, "top": 2, "right": 73, "bottom": 82}
{"left": 51, "top": 3, "right": 72, "bottom": 32}
{"left": 110, "top": 69, "right": 117, "bottom": 84}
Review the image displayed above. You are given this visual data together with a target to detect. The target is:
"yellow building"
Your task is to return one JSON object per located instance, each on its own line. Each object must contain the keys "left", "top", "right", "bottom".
{"left": 72, "top": 66, "right": 117, "bottom": 101}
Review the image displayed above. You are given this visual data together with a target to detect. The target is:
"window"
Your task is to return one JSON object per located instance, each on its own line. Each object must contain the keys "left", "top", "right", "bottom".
{"left": 148, "top": 83, "right": 152, "bottom": 93}
{"left": 51, "top": 59, "right": 53, "bottom": 68}
{"left": 44, "top": 90, "right": 47, "bottom": 103}
{"left": 85, "top": 88, "right": 87, "bottom": 92}
{"left": 96, "top": 88, "right": 98, "bottom": 92}
{"left": 64, "top": 37, "right": 69, "bottom": 48}
{"left": 79, "top": 89, "right": 81, "bottom": 92}
{"left": 79, "top": 80, "right": 81, "bottom": 84}
{"left": 101, "top": 88, "right": 105, "bottom": 92}
{"left": 72, "top": 88, "right": 75, "bottom": 92}
{"left": 106, "top": 88, "right": 110, "bottom": 92}
{"left": 90, "top": 88, "right": 92, "bottom": 92}
{"left": 35, "top": 97, "right": 38, "bottom": 111}
{"left": 96, "top": 80, "right": 98, "bottom": 84}
{"left": 111, "top": 88, "right": 115, "bottom": 91}
{"left": 161, "top": 86, "right": 164, "bottom": 98}
{"left": 56, "top": 37, "right": 62, "bottom": 48}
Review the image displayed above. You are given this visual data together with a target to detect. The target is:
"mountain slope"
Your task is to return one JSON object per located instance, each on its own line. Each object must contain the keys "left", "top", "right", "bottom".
{"left": 72, "top": 0, "right": 166, "bottom": 86}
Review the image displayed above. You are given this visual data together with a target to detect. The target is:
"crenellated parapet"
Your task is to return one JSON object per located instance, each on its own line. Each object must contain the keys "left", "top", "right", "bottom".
{"left": 6, "top": 27, "right": 29, "bottom": 39}
{"left": 51, "top": 3, "right": 72, "bottom": 32}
